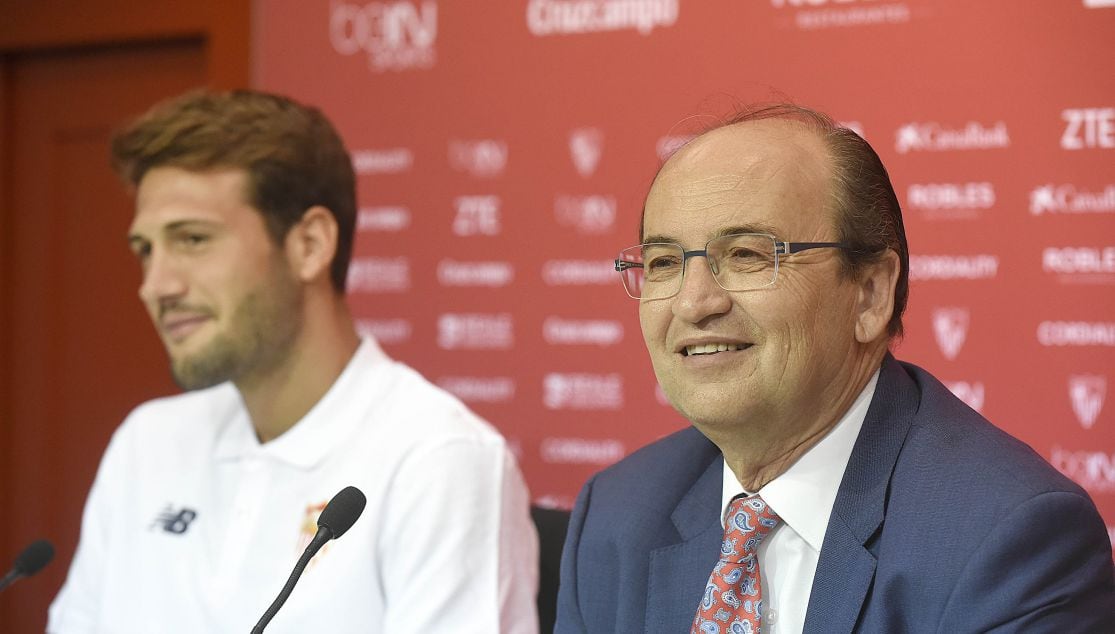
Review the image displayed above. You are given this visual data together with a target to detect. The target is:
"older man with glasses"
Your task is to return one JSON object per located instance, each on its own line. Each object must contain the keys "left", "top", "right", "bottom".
{"left": 555, "top": 103, "right": 1114, "bottom": 634}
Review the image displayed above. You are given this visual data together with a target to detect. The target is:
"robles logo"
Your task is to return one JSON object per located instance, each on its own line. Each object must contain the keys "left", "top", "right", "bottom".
{"left": 1069, "top": 375, "right": 1107, "bottom": 430}
{"left": 543, "top": 373, "right": 624, "bottom": 410}
{"left": 932, "top": 307, "right": 969, "bottom": 360}
{"left": 330, "top": 1, "right": 437, "bottom": 72}
{"left": 347, "top": 257, "right": 410, "bottom": 292}
{"left": 907, "top": 182, "right": 995, "bottom": 220}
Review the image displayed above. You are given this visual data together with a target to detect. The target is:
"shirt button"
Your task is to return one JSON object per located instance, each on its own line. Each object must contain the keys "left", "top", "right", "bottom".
{"left": 765, "top": 608, "right": 778, "bottom": 625}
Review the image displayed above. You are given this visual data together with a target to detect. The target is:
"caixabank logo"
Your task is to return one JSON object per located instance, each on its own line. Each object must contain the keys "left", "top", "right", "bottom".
{"left": 331, "top": 1, "right": 437, "bottom": 72}
{"left": 1030, "top": 184, "right": 1115, "bottom": 215}
{"left": 895, "top": 121, "right": 1010, "bottom": 154}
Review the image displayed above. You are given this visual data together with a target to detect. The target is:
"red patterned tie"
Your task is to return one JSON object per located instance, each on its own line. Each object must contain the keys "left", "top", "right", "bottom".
{"left": 691, "top": 494, "right": 780, "bottom": 634}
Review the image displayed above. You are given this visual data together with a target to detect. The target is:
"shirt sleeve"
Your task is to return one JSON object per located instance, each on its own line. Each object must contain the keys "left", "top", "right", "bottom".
{"left": 47, "top": 424, "right": 131, "bottom": 633}
{"left": 378, "top": 436, "right": 539, "bottom": 634}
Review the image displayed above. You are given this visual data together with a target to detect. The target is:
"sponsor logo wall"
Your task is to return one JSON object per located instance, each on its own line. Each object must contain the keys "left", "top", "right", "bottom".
{"left": 256, "top": 1, "right": 1115, "bottom": 542}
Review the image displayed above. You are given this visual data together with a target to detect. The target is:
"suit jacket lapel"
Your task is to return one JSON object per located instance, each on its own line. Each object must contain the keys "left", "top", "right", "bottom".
{"left": 803, "top": 355, "right": 919, "bottom": 633}
{"left": 645, "top": 452, "right": 724, "bottom": 634}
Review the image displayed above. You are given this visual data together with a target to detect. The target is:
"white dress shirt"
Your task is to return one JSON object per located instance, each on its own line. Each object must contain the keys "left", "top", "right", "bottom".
{"left": 720, "top": 369, "right": 879, "bottom": 634}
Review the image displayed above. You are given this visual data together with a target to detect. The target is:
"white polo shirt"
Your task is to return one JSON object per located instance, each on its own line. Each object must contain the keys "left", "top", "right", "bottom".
{"left": 49, "top": 337, "right": 539, "bottom": 633}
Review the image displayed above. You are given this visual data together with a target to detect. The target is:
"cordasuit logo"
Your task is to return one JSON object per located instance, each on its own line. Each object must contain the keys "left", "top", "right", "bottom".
{"left": 569, "top": 128, "right": 604, "bottom": 178}
{"left": 1069, "top": 375, "right": 1106, "bottom": 430}
{"left": 453, "top": 195, "right": 502, "bottom": 236}
{"left": 1030, "top": 184, "right": 1115, "bottom": 215}
{"left": 907, "top": 182, "right": 995, "bottom": 220}
{"left": 355, "top": 318, "right": 412, "bottom": 344}
{"left": 1061, "top": 108, "right": 1115, "bottom": 149}
{"left": 330, "top": 1, "right": 437, "bottom": 72}
{"left": 542, "top": 317, "right": 624, "bottom": 346}
{"left": 895, "top": 121, "right": 1010, "bottom": 154}
{"left": 347, "top": 257, "right": 410, "bottom": 292}
{"left": 932, "top": 307, "right": 969, "bottom": 360}
{"left": 449, "top": 139, "right": 508, "bottom": 178}
{"left": 555, "top": 195, "right": 616, "bottom": 234}
{"left": 944, "top": 381, "right": 985, "bottom": 413}
{"left": 772, "top": 0, "right": 912, "bottom": 30}
{"left": 1037, "top": 321, "right": 1115, "bottom": 347}
{"left": 436, "top": 376, "right": 516, "bottom": 403}
{"left": 357, "top": 206, "right": 411, "bottom": 232}
{"left": 1051, "top": 447, "right": 1115, "bottom": 493}
{"left": 909, "top": 254, "right": 999, "bottom": 281}
{"left": 437, "top": 260, "right": 515, "bottom": 287}
{"left": 540, "top": 438, "right": 625, "bottom": 464}
{"left": 437, "top": 313, "right": 513, "bottom": 349}
{"left": 352, "top": 148, "right": 414, "bottom": 174}
{"left": 541, "top": 259, "right": 616, "bottom": 286}
{"left": 527, "top": 0, "right": 679, "bottom": 36}
{"left": 543, "top": 373, "right": 624, "bottom": 410}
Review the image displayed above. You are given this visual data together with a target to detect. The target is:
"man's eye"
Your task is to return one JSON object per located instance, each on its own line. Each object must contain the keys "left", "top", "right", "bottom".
{"left": 646, "top": 256, "right": 681, "bottom": 271}
{"left": 179, "top": 233, "right": 209, "bottom": 247}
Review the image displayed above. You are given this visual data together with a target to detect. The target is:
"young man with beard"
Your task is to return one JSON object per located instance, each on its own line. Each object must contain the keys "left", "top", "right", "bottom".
{"left": 555, "top": 104, "right": 1114, "bottom": 633}
{"left": 48, "top": 90, "right": 538, "bottom": 633}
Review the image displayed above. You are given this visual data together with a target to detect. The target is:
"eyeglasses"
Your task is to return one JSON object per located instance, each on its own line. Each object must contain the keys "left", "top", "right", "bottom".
{"left": 614, "top": 233, "right": 852, "bottom": 300}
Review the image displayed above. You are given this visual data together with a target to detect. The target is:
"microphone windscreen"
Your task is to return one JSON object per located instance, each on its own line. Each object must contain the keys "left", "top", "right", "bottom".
{"left": 316, "top": 486, "right": 366, "bottom": 540}
{"left": 15, "top": 540, "right": 54, "bottom": 577}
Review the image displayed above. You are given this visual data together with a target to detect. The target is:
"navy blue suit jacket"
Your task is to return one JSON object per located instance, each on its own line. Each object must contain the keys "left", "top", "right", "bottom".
{"left": 556, "top": 357, "right": 1115, "bottom": 632}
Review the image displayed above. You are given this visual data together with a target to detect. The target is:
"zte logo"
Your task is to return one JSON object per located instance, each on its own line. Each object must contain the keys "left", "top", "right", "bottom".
{"left": 1061, "top": 108, "right": 1115, "bottom": 150}
{"left": 453, "top": 196, "right": 502, "bottom": 236}
{"left": 330, "top": 1, "right": 437, "bottom": 72}
{"left": 150, "top": 506, "right": 198, "bottom": 535}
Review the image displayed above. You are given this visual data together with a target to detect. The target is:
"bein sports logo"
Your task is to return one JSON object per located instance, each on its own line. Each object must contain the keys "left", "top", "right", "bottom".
{"left": 554, "top": 195, "right": 616, "bottom": 234}
{"left": 330, "top": 1, "right": 437, "bottom": 72}
{"left": 437, "top": 313, "right": 513, "bottom": 350}
{"left": 1051, "top": 447, "right": 1115, "bottom": 493}
{"left": 894, "top": 121, "right": 1009, "bottom": 154}
{"left": 569, "top": 128, "right": 604, "bottom": 178}
{"left": 932, "top": 308, "right": 969, "bottom": 361}
{"left": 1069, "top": 375, "right": 1107, "bottom": 430}
{"left": 449, "top": 139, "right": 508, "bottom": 178}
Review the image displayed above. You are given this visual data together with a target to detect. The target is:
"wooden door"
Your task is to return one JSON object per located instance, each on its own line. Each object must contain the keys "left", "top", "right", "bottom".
{"left": 1, "top": 39, "right": 205, "bottom": 632}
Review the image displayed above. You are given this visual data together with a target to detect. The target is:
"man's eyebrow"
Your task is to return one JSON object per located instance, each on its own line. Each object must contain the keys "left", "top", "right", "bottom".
{"left": 641, "top": 223, "right": 781, "bottom": 246}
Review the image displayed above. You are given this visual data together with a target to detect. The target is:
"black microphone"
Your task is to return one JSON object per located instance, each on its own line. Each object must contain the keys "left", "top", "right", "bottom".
{"left": 251, "top": 486, "right": 366, "bottom": 633}
{"left": 0, "top": 539, "right": 55, "bottom": 593}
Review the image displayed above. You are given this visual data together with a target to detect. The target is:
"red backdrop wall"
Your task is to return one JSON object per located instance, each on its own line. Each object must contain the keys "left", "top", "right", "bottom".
{"left": 254, "top": 0, "right": 1115, "bottom": 549}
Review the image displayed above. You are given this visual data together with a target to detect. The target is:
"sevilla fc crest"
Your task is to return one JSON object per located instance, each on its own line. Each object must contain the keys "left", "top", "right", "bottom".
{"left": 1069, "top": 375, "right": 1106, "bottom": 430}
{"left": 569, "top": 128, "right": 604, "bottom": 178}
{"left": 932, "top": 307, "right": 969, "bottom": 360}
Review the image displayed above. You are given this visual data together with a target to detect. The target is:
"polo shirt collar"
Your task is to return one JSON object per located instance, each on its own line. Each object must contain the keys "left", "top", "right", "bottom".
{"left": 213, "top": 337, "right": 391, "bottom": 468}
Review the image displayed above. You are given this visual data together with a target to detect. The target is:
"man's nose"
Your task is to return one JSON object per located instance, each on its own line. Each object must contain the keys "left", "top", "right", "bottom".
{"left": 138, "top": 249, "right": 187, "bottom": 305}
{"left": 672, "top": 255, "right": 731, "bottom": 323}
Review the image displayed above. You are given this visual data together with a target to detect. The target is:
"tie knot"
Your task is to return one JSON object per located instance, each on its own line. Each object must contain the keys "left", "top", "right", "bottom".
{"left": 719, "top": 495, "right": 780, "bottom": 562}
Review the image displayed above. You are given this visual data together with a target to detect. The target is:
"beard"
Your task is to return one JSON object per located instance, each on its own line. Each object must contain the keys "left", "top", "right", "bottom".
{"left": 167, "top": 265, "right": 303, "bottom": 391}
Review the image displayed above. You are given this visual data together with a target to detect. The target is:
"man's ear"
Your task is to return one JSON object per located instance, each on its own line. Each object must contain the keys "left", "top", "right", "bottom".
{"left": 284, "top": 206, "right": 338, "bottom": 284}
{"left": 854, "top": 249, "right": 901, "bottom": 344}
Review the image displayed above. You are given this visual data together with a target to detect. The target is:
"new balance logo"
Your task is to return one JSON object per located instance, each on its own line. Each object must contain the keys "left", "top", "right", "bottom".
{"left": 150, "top": 506, "right": 198, "bottom": 535}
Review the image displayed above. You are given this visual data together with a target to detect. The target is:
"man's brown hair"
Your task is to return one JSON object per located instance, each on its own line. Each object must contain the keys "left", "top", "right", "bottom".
{"left": 111, "top": 89, "right": 357, "bottom": 292}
